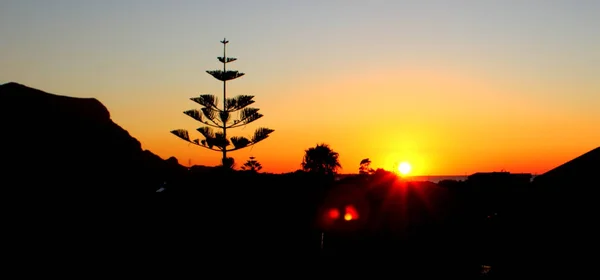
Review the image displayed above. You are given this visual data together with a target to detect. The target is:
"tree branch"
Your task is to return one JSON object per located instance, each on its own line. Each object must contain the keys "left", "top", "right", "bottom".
{"left": 226, "top": 122, "right": 245, "bottom": 129}
{"left": 194, "top": 141, "right": 223, "bottom": 152}
{"left": 181, "top": 137, "right": 224, "bottom": 152}
{"left": 206, "top": 116, "right": 223, "bottom": 128}
{"left": 226, "top": 118, "right": 260, "bottom": 129}
{"left": 224, "top": 141, "right": 261, "bottom": 152}
{"left": 203, "top": 122, "right": 223, "bottom": 129}
{"left": 201, "top": 145, "right": 223, "bottom": 152}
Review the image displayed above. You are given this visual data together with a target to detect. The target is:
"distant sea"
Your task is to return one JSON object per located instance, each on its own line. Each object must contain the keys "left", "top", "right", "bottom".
{"left": 405, "top": 175, "right": 468, "bottom": 183}
{"left": 336, "top": 174, "right": 536, "bottom": 183}
{"left": 406, "top": 175, "right": 538, "bottom": 183}
{"left": 335, "top": 174, "right": 469, "bottom": 183}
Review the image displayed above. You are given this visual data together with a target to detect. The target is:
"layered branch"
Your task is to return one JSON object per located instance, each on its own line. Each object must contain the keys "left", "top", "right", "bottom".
{"left": 227, "top": 107, "right": 263, "bottom": 128}
{"left": 251, "top": 127, "right": 275, "bottom": 143}
{"left": 192, "top": 94, "right": 255, "bottom": 112}
{"left": 219, "top": 110, "right": 230, "bottom": 124}
{"left": 225, "top": 95, "right": 255, "bottom": 112}
{"left": 196, "top": 127, "right": 230, "bottom": 150}
{"left": 201, "top": 107, "right": 222, "bottom": 127}
{"left": 183, "top": 109, "right": 221, "bottom": 129}
{"left": 170, "top": 129, "right": 221, "bottom": 152}
{"left": 170, "top": 127, "right": 275, "bottom": 152}
{"left": 218, "top": 56, "right": 237, "bottom": 63}
{"left": 206, "top": 70, "right": 245, "bottom": 81}
{"left": 185, "top": 94, "right": 264, "bottom": 128}
{"left": 191, "top": 94, "right": 219, "bottom": 110}
{"left": 184, "top": 106, "right": 262, "bottom": 129}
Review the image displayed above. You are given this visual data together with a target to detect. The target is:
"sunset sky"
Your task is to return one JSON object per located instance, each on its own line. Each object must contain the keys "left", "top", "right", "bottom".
{"left": 1, "top": 0, "right": 599, "bottom": 175}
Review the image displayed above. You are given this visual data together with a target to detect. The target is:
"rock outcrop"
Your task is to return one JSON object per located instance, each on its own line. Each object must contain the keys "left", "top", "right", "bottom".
{"left": 0, "top": 82, "right": 185, "bottom": 195}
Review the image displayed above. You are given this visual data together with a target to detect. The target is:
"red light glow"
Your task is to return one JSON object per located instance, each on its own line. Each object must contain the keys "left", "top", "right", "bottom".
{"left": 344, "top": 205, "right": 359, "bottom": 221}
{"left": 328, "top": 208, "right": 340, "bottom": 219}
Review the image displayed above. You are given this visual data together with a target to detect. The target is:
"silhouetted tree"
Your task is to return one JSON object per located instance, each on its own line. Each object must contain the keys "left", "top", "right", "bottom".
{"left": 359, "top": 158, "right": 374, "bottom": 175}
{"left": 221, "top": 157, "right": 235, "bottom": 170}
{"left": 241, "top": 156, "right": 262, "bottom": 172}
{"left": 171, "top": 38, "right": 274, "bottom": 167}
{"left": 301, "top": 143, "right": 341, "bottom": 176}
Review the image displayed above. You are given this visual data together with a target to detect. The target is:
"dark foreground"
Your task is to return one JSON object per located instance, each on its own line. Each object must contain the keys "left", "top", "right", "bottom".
{"left": 1, "top": 82, "right": 596, "bottom": 277}
{"left": 7, "top": 170, "right": 596, "bottom": 278}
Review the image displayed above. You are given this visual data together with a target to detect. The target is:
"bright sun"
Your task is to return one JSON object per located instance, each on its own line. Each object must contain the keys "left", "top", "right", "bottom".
{"left": 398, "top": 162, "right": 412, "bottom": 175}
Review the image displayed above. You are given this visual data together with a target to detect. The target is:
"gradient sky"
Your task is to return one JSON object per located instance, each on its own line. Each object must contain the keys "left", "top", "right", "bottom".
{"left": 1, "top": 0, "right": 599, "bottom": 175}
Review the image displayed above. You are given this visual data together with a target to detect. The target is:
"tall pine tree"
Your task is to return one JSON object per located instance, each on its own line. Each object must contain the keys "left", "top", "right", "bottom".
{"left": 171, "top": 38, "right": 274, "bottom": 166}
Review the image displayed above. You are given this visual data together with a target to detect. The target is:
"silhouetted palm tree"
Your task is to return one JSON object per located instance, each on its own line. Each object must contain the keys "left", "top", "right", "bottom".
{"left": 302, "top": 143, "right": 341, "bottom": 175}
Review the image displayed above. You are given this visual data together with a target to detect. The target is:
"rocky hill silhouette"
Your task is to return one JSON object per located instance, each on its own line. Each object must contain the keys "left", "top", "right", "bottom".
{"left": 1, "top": 82, "right": 193, "bottom": 272}
{"left": 533, "top": 146, "right": 599, "bottom": 188}
{"left": 0, "top": 82, "right": 186, "bottom": 195}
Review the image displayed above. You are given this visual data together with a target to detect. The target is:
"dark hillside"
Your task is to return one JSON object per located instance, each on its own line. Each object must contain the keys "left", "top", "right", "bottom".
{"left": 0, "top": 82, "right": 185, "bottom": 195}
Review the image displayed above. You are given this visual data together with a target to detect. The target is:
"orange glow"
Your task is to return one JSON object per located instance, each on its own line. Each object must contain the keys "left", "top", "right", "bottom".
{"left": 76, "top": 58, "right": 598, "bottom": 177}
{"left": 4, "top": 3, "right": 597, "bottom": 179}
{"left": 344, "top": 213, "right": 353, "bottom": 221}
{"left": 328, "top": 208, "right": 340, "bottom": 219}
